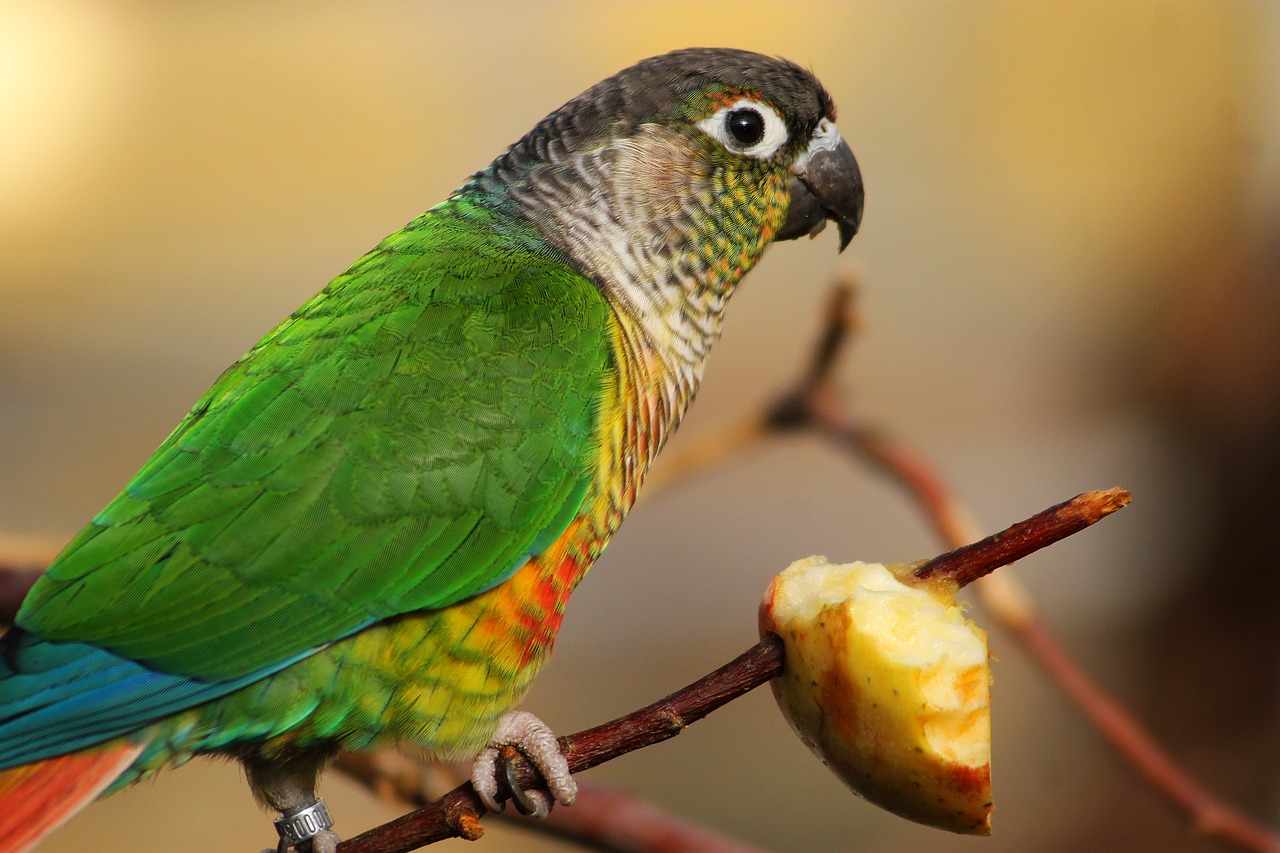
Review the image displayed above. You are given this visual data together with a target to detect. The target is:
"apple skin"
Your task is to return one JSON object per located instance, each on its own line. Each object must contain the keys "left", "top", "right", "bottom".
{"left": 760, "top": 557, "right": 993, "bottom": 835}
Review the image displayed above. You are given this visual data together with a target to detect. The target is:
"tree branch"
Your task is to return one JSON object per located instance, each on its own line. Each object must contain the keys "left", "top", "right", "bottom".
{"left": 757, "top": 279, "right": 1280, "bottom": 853}
{"left": 334, "top": 488, "right": 1126, "bottom": 851}
{"left": 503, "top": 783, "right": 774, "bottom": 853}
{"left": 912, "top": 486, "right": 1132, "bottom": 587}
{"left": 332, "top": 752, "right": 774, "bottom": 853}
{"left": 335, "top": 638, "right": 784, "bottom": 852}
{"left": 3, "top": 275, "right": 1275, "bottom": 852}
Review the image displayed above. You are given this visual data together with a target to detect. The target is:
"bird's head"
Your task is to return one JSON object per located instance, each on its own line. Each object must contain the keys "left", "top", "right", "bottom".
{"left": 653, "top": 48, "right": 864, "bottom": 252}
{"left": 471, "top": 48, "right": 863, "bottom": 303}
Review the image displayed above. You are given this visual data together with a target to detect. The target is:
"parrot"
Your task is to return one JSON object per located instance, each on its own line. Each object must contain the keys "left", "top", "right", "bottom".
{"left": 0, "top": 46, "right": 862, "bottom": 852}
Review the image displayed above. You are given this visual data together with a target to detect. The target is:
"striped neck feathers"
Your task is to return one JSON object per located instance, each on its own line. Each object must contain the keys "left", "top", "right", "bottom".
{"left": 457, "top": 124, "right": 787, "bottom": 453}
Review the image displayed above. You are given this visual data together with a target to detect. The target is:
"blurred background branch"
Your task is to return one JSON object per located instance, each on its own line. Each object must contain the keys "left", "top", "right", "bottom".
{"left": 655, "top": 279, "right": 1280, "bottom": 853}
{"left": 326, "top": 482, "right": 1135, "bottom": 852}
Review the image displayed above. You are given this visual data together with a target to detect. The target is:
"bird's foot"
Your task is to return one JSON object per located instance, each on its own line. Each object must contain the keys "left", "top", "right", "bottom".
{"left": 471, "top": 710, "right": 576, "bottom": 818}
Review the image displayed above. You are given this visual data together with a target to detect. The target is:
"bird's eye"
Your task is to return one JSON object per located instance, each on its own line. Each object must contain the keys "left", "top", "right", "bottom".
{"left": 726, "top": 108, "right": 765, "bottom": 146}
{"left": 696, "top": 98, "right": 789, "bottom": 159}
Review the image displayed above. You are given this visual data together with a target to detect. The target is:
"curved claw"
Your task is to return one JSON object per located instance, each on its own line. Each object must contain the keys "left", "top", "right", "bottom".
{"left": 471, "top": 710, "right": 577, "bottom": 817}
{"left": 471, "top": 746, "right": 506, "bottom": 813}
{"left": 500, "top": 748, "right": 552, "bottom": 817}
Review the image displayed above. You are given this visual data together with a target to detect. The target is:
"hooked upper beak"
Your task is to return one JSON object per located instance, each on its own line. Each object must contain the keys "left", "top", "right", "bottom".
{"left": 776, "top": 119, "right": 864, "bottom": 252}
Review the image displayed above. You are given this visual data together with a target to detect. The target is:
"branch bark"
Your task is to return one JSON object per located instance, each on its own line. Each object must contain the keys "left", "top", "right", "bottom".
{"left": 759, "top": 279, "right": 1280, "bottom": 853}
{"left": 3, "top": 276, "right": 1276, "bottom": 853}
{"left": 912, "top": 486, "right": 1131, "bottom": 587}
{"left": 335, "top": 638, "right": 783, "bottom": 852}
{"left": 335, "top": 488, "right": 1127, "bottom": 851}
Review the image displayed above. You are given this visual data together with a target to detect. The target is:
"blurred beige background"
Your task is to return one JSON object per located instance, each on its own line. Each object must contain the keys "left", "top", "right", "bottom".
{"left": 2, "top": 2, "right": 1278, "bottom": 851}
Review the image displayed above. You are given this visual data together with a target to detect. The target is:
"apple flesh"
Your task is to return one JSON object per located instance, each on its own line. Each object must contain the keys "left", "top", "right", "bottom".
{"left": 760, "top": 556, "right": 993, "bottom": 834}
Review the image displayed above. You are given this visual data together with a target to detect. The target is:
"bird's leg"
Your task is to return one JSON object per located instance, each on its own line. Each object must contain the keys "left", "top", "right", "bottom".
{"left": 245, "top": 753, "right": 341, "bottom": 853}
{"left": 471, "top": 710, "right": 577, "bottom": 818}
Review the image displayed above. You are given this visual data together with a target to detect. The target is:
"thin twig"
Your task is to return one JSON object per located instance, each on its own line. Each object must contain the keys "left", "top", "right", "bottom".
{"left": 914, "top": 487, "right": 1132, "bottom": 587}
{"left": 0, "top": 479, "right": 1177, "bottom": 853}
{"left": 504, "top": 784, "right": 774, "bottom": 853}
{"left": 1018, "top": 620, "right": 1280, "bottom": 853}
{"left": 640, "top": 417, "right": 769, "bottom": 499}
{"left": 777, "top": 281, "right": 1280, "bottom": 853}
{"left": 332, "top": 752, "right": 773, "bottom": 853}
{"left": 334, "top": 488, "right": 1125, "bottom": 851}
{"left": 3, "top": 275, "right": 1276, "bottom": 852}
{"left": 800, "top": 407, "right": 1277, "bottom": 853}
{"left": 336, "top": 638, "right": 786, "bottom": 852}
{"left": 642, "top": 271, "right": 860, "bottom": 503}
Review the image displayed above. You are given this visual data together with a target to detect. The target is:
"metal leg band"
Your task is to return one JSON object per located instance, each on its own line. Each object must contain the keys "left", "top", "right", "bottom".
{"left": 274, "top": 798, "right": 333, "bottom": 848}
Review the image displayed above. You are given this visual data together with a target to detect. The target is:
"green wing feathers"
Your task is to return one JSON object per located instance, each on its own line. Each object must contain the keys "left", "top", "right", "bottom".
{"left": 18, "top": 206, "right": 612, "bottom": 681}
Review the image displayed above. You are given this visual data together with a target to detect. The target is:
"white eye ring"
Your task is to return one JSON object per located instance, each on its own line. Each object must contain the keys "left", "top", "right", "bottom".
{"left": 696, "top": 98, "right": 789, "bottom": 160}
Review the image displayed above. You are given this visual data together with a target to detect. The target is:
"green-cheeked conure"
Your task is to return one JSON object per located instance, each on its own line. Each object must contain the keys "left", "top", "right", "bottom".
{"left": 0, "top": 46, "right": 862, "bottom": 852}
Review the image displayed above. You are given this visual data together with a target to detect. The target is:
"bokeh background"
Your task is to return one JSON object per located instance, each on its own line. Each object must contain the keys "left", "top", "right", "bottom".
{"left": 2, "top": 2, "right": 1278, "bottom": 851}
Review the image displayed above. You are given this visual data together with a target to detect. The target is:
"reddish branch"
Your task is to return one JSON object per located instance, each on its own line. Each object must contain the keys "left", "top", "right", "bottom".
{"left": 913, "top": 487, "right": 1132, "bottom": 587}
{"left": 336, "top": 638, "right": 785, "bottom": 851}
{"left": 332, "top": 754, "right": 775, "bottom": 853}
{"left": 3, "top": 277, "right": 1276, "bottom": 852}
{"left": 334, "top": 489, "right": 1123, "bottom": 850}
{"left": 769, "top": 280, "right": 1280, "bottom": 853}
{"left": 1017, "top": 618, "right": 1280, "bottom": 852}
{"left": 507, "top": 784, "right": 773, "bottom": 853}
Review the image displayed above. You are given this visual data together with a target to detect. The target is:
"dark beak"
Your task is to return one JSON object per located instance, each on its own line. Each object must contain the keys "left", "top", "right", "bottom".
{"left": 775, "top": 120, "right": 864, "bottom": 252}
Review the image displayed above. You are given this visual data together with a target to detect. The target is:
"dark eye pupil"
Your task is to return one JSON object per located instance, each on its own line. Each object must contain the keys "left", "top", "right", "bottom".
{"left": 726, "top": 108, "right": 765, "bottom": 146}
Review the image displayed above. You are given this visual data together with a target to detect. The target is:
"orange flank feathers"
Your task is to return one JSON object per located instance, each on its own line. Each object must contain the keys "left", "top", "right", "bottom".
{"left": 0, "top": 742, "right": 142, "bottom": 853}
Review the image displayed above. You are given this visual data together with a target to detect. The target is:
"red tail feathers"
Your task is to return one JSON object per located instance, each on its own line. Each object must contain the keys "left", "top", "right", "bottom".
{"left": 0, "top": 743, "right": 142, "bottom": 853}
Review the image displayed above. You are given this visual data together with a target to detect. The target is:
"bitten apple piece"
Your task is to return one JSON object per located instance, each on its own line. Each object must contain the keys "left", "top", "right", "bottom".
{"left": 760, "top": 556, "right": 993, "bottom": 834}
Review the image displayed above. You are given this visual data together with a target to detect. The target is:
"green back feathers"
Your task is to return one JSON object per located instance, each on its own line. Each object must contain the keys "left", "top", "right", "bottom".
{"left": 18, "top": 201, "right": 613, "bottom": 681}
{"left": 16, "top": 47, "right": 851, "bottom": 690}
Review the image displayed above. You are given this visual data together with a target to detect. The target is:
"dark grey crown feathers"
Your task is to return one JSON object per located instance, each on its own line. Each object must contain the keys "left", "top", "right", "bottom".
{"left": 496, "top": 48, "right": 834, "bottom": 174}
